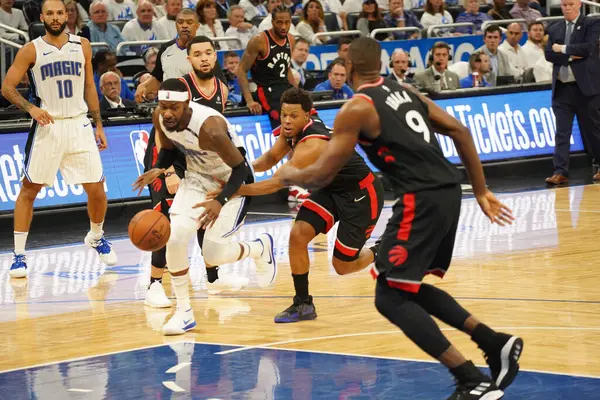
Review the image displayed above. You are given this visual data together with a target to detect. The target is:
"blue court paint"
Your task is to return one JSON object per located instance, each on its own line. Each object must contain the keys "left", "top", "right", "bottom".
{"left": 1, "top": 344, "right": 598, "bottom": 399}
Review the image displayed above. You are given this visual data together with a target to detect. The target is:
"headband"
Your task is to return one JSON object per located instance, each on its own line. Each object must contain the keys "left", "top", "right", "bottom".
{"left": 158, "top": 90, "right": 189, "bottom": 102}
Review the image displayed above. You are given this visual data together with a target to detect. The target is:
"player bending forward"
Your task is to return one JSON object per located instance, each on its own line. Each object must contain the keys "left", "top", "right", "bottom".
{"left": 2, "top": 0, "right": 117, "bottom": 278}
{"left": 208, "top": 87, "right": 384, "bottom": 322}
{"left": 279, "top": 38, "right": 522, "bottom": 400}
{"left": 133, "top": 79, "right": 276, "bottom": 335}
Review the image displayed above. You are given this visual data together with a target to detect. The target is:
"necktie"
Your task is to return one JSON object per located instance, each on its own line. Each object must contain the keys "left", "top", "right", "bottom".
{"left": 559, "top": 22, "right": 573, "bottom": 82}
{"left": 440, "top": 74, "right": 447, "bottom": 90}
{"left": 299, "top": 68, "right": 305, "bottom": 86}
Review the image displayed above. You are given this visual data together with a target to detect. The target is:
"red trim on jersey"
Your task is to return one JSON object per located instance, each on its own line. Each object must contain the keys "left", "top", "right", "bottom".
{"left": 359, "top": 173, "right": 378, "bottom": 220}
{"left": 219, "top": 80, "right": 227, "bottom": 112}
{"left": 426, "top": 268, "right": 446, "bottom": 278}
{"left": 257, "top": 32, "right": 270, "bottom": 61}
{"left": 152, "top": 198, "right": 174, "bottom": 212}
{"left": 357, "top": 77, "right": 384, "bottom": 91}
{"left": 302, "top": 119, "right": 314, "bottom": 132}
{"left": 310, "top": 108, "right": 318, "bottom": 115}
{"left": 257, "top": 86, "right": 271, "bottom": 112}
{"left": 302, "top": 199, "right": 334, "bottom": 232}
{"left": 387, "top": 279, "right": 421, "bottom": 293}
{"left": 296, "top": 134, "right": 330, "bottom": 145}
{"left": 190, "top": 74, "right": 218, "bottom": 101}
{"left": 335, "top": 239, "right": 359, "bottom": 257}
{"left": 179, "top": 77, "right": 192, "bottom": 100}
{"left": 267, "top": 29, "right": 288, "bottom": 47}
{"left": 397, "top": 193, "right": 415, "bottom": 241}
{"left": 370, "top": 266, "right": 379, "bottom": 279}
{"left": 272, "top": 125, "right": 282, "bottom": 137}
{"left": 353, "top": 93, "right": 374, "bottom": 104}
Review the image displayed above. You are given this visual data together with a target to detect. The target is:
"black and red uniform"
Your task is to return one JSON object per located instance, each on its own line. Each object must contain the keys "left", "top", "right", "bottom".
{"left": 355, "top": 77, "right": 462, "bottom": 293}
{"left": 250, "top": 30, "right": 293, "bottom": 130}
{"left": 275, "top": 115, "right": 384, "bottom": 261}
{"left": 180, "top": 73, "right": 227, "bottom": 113}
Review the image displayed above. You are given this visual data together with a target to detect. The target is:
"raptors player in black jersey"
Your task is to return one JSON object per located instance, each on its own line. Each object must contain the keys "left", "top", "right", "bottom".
{"left": 280, "top": 38, "right": 522, "bottom": 400}
{"left": 206, "top": 88, "right": 384, "bottom": 322}
{"left": 237, "top": 5, "right": 295, "bottom": 130}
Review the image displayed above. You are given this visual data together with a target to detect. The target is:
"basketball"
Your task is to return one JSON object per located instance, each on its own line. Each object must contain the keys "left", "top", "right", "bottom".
{"left": 128, "top": 210, "right": 171, "bottom": 251}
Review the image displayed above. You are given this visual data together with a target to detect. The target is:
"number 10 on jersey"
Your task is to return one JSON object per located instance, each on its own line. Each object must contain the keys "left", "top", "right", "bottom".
{"left": 56, "top": 79, "right": 73, "bottom": 99}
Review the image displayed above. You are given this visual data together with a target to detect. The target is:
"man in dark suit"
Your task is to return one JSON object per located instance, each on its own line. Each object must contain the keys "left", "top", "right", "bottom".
{"left": 545, "top": 0, "right": 600, "bottom": 184}
{"left": 99, "top": 71, "right": 136, "bottom": 112}
{"left": 388, "top": 49, "right": 416, "bottom": 85}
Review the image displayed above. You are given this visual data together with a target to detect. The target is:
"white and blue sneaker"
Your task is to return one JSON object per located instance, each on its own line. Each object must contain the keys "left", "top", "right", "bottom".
{"left": 162, "top": 308, "right": 196, "bottom": 336}
{"left": 84, "top": 233, "right": 118, "bottom": 266}
{"left": 9, "top": 253, "right": 28, "bottom": 279}
{"left": 254, "top": 233, "right": 277, "bottom": 287}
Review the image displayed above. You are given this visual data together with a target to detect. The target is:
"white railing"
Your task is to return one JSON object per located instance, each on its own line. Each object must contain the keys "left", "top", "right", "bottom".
{"left": 313, "top": 30, "right": 362, "bottom": 43}
{"left": 116, "top": 39, "right": 169, "bottom": 55}
{"left": 481, "top": 18, "right": 527, "bottom": 32}
{"left": 211, "top": 36, "right": 242, "bottom": 48}
{"left": 427, "top": 22, "right": 475, "bottom": 37}
{"left": 91, "top": 42, "right": 112, "bottom": 51}
{"left": 0, "top": 22, "right": 29, "bottom": 42}
{"left": 370, "top": 27, "right": 421, "bottom": 39}
{"left": 536, "top": 16, "right": 565, "bottom": 23}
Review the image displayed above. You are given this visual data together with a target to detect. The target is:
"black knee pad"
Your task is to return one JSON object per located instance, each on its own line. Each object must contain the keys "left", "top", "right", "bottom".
{"left": 151, "top": 246, "right": 167, "bottom": 269}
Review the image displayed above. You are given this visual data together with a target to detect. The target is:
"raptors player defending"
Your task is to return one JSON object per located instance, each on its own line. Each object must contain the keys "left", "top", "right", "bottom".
{"left": 1, "top": 0, "right": 117, "bottom": 278}
{"left": 133, "top": 79, "right": 276, "bottom": 335}
{"left": 280, "top": 38, "right": 522, "bottom": 400}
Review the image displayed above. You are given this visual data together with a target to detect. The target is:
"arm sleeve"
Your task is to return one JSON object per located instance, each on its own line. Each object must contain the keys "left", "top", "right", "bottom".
{"left": 215, "top": 160, "right": 252, "bottom": 205}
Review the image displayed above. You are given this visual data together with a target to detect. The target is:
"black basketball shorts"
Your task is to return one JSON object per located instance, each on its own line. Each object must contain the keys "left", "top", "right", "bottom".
{"left": 255, "top": 83, "right": 293, "bottom": 130}
{"left": 371, "top": 184, "right": 462, "bottom": 293}
{"left": 296, "top": 173, "right": 384, "bottom": 262}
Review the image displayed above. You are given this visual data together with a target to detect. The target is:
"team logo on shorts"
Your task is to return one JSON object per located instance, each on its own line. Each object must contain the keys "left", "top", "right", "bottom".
{"left": 388, "top": 245, "right": 408, "bottom": 266}
{"left": 129, "top": 130, "right": 149, "bottom": 176}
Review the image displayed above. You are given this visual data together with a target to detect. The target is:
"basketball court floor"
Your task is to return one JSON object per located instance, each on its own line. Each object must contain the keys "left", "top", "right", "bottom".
{"left": 1, "top": 183, "right": 600, "bottom": 399}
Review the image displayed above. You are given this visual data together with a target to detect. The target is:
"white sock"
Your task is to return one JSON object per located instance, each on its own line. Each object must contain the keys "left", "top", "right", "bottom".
{"left": 90, "top": 221, "right": 104, "bottom": 239}
{"left": 14, "top": 231, "right": 28, "bottom": 255}
{"left": 171, "top": 273, "right": 191, "bottom": 311}
{"left": 244, "top": 240, "right": 263, "bottom": 259}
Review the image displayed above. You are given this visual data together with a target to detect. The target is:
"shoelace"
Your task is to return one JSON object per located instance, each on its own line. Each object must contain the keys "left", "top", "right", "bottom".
{"left": 12, "top": 254, "right": 26, "bottom": 266}
{"left": 93, "top": 238, "right": 113, "bottom": 255}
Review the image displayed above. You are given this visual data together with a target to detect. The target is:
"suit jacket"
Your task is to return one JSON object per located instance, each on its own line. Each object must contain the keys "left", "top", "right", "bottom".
{"left": 476, "top": 45, "right": 517, "bottom": 84}
{"left": 388, "top": 72, "right": 416, "bottom": 85}
{"left": 414, "top": 68, "right": 460, "bottom": 92}
{"left": 545, "top": 16, "right": 600, "bottom": 97}
{"left": 100, "top": 96, "right": 136, "bottom": 112}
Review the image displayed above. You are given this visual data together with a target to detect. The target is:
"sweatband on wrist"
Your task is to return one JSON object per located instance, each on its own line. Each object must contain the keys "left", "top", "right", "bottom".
{"left": 216, "top": 160, "right": 250, "bottom": 205}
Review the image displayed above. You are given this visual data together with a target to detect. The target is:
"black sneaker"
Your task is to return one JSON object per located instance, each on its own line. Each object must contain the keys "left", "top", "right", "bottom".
{"left": 274, "top": 295, "right": 317, "bottom": 323}
{"left": 447, "top": 380, "right": 504, "bottom": 400}
{"left": 482, "top": 333, "right": 524, "bottom": 390}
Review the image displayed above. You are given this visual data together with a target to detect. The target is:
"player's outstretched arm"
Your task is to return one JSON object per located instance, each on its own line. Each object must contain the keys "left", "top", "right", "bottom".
{"left": 236, "top": 35, "right": 262, "bottom": 115}
{"left": 82, "top": 38, "right": 106, "bottom": 150}
{"left": 1, "top": 43, "right": 54, "bottom": 126}
{"left": 279, "top": 99, "right": 367, "bottom": 190}
{"left": 253, "top": 134, "right": 290, "bottom": 172}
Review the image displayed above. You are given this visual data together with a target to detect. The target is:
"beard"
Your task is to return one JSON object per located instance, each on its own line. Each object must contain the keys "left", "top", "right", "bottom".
{"left": 193, "top": 66, "right": 215, "bottom": 80}
{"left": 44, "top": 21, "right": 67, "bottom": 36}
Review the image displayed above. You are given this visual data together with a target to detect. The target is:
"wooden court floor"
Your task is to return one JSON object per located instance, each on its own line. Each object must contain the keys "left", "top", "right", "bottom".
{"left": 1, "top": 184, "right": 599, "bottom": 380}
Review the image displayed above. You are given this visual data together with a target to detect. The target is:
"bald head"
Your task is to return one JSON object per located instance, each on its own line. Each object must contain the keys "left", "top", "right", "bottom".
{"left": 348, "top": 37, "right": 382, "bottom": 75}
{"left": 505, "top": 22, "right": 523, "bottom": 47}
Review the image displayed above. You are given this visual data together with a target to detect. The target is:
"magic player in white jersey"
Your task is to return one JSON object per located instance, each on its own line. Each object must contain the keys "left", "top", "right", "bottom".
{"left": 1, "top": 0, "right": 117, "bottom": 279}
{"left": 133, "top": 79, "right": 276, "bottom": 335}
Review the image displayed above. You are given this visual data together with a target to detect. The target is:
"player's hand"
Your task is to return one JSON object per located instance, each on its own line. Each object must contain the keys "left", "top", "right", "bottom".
{"left": 247, "top": 100, "right": 262, "bottom": 115}
{"left": 476, "top": 190, "right": 515, "bottom": 226}
{"left": 552, "top": 43, "right": 563, "bottom": 53}
{"left": 135, "top": 84, "right": 152, "bottom": 103}
{"left": 29, "top": 106, "right": 54, "bottom": 126}
{"left": 193, "top": 199, "right": 223, "bottom": 230}
{"left": 165, "top": 173, "right": 180, "bottom": 195}
{"left": 95, "top": 125, "right": 108, "bottom": 151}
{"left": 132, "top": 168, "right": 165, "bottom": 196}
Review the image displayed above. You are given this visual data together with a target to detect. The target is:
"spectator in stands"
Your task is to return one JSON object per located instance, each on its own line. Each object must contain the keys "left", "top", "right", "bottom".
{"left": 460, "top": 52, "right": 491, "bottom": 87}
{"left": 477, "top": 25, "right": 516, "bottom": 85}
{"left": 224, "top": 5, "right": 258, "bottom": 50}
{"left": 336, "top": 37, "right": 352, "bottom": 61}
{"left": 388, "top": 49, "right": 415, "bottom": 84}
{"left": 215, "top": 0, "right": 230, "bottom": 18}
{"left": 0, "top": 0, "right": 28, "bottom": 44}
{"left": 105, "top": 0, "right": 137, "bottom": 20}
{"left": 291, "top": 38, "right": 310, "bottom": 87}
{"left": 196, "top": 0, "right": 228, "bottom": 50}
{"left": 522, "top": 20, "right": 545, "bottom": 69}
{"left": 259, "top": 0, "right": 299, "bottom": 35}
{"left": 239, "top": 0, "right": 268, "bottom": 21}
{"left": 384, "top": 0, "right": 422, "bottom": 40}
{"left": 509, "top": 0, "right": 541, "bottom": 31}
{"left": 487, "top": 0, "right": 511, "bottom": 20}
{"left": 183, "top": 0, "right": 198, "bottom": 9}
{"left": 64, "top": 0, "right": 90, "bottom": 40}
{"left": 528, "top": 0, "right": 546, "bottom": 16}
{"left": 297, "top": 0, "right": 331, "bottom": 44}
{"left": 143, "top": 46, "right": 159, "bottom": 73}
{"left": 419, "top": 0, "right": 455, "bottom": 36}
{"left": 314, "top": 59, "right": 353, "bottom": 99}
{"left": 149, "top": 0, "right": 167, "bottom": 18}
{"left": 357, "top": 0, "right": 389, "bottom": 41}
{"left": 499, "top": 22, "right": 527, "bottom": 75}
{"left": 302, "top": 0, "right": 345, "bottom": 29}
{"left": 122, "top": 0, "right": 169, "bottom": 55}
{"left": 99, "top": 71, "right": 137, "bottom": 111}
{"left": 223, "top": 51, "right": 242, "bottom": 104}
{"left": 93, "top": 50, "right": 135, "bottom": 101}
{"left": 414, "top": 41, "right": 460, "bottom": 91}
{"left": 455, "top": 0, "right": 491, "bottom": 35}
{"left": 87, "top": 1, "right": 126, "bottom": 53}
{"left": 157, "top": 0, "right": 183, "bottom": 39}
{"left": 532, "top": 34, "right": 551, "bottom": 82}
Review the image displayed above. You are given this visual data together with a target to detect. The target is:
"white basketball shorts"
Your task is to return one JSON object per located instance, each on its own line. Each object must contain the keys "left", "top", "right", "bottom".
{"left": 22, "top": 114, "right": 104, "bottom": 187}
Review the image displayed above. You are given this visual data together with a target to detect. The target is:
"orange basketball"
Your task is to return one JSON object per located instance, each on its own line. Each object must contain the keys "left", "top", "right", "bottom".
{"left": 128, "top": 210, "right": 171, "bottom": 252}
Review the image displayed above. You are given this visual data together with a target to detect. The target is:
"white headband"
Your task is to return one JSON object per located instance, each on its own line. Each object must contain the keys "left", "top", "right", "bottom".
{"left": 158, "top": 90, "right": 189, "bottom": 102}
